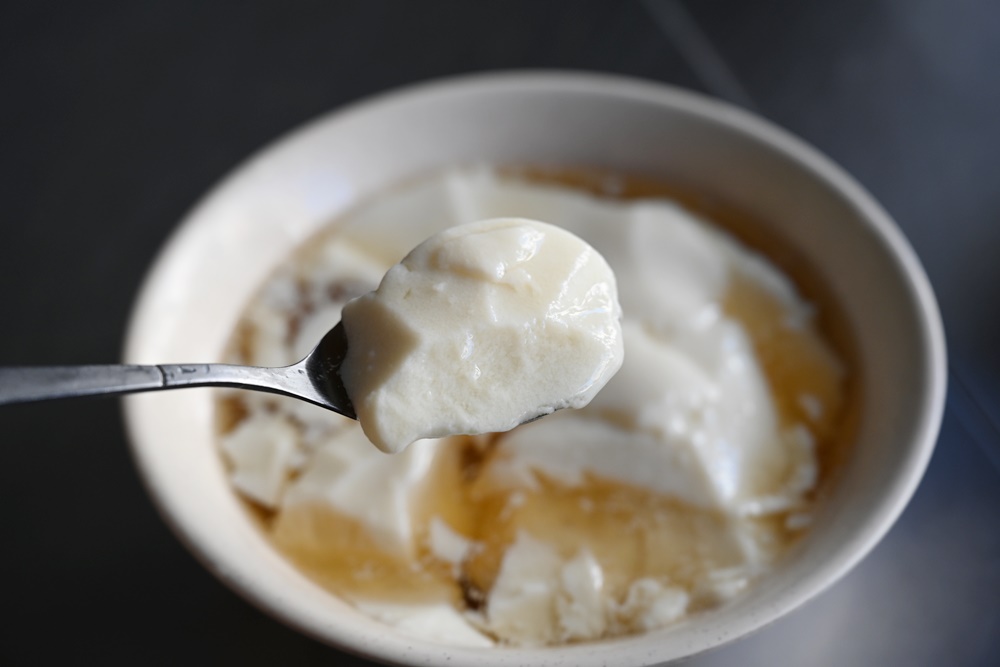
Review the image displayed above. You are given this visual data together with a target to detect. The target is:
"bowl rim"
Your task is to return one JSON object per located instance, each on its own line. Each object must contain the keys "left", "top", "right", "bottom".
{"left": 123, "top": 70, "right": 947, "bottom": 666}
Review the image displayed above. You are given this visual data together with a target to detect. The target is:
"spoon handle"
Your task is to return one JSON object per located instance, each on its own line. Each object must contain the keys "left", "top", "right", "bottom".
{"left": 0, "top": 363, "right": 307, "bottom": 406}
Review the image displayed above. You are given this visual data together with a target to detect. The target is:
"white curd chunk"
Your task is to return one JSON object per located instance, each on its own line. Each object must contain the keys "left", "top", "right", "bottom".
{"left": 279, "top": 427, "right": 440, "bottom": 554}
{"left": 339, "top": 217, "right": 624, "bottom": 453}
{"left": 220, "top": 413, "right": 299, "bottom": 508}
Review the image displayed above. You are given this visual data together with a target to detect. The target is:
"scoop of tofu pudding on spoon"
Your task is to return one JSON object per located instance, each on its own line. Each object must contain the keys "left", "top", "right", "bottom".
{"left": 0, "top": 218, "right": 625, "bottom": 453}
{"left": 340, "top": 217, "right": 624, "bottom": 452}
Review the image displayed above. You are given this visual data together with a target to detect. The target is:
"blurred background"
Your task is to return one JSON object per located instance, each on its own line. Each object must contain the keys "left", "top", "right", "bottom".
{"left": 1, "top": 1, "right": 997, "bottom": 665}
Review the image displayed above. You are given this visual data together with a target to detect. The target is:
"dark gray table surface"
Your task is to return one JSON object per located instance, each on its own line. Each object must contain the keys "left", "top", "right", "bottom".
{"left": 1, "top": 1, "right": 997, "bottom": 665}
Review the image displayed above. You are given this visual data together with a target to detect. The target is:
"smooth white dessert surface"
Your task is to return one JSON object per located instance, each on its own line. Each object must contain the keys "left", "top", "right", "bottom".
{"left": 340, "top": 217, "right": 624, "bottom": 453}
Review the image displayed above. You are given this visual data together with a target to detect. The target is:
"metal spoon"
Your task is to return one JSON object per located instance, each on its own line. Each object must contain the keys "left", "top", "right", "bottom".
{"left": 0, "top": 323, "right": 356, "bottom": 419}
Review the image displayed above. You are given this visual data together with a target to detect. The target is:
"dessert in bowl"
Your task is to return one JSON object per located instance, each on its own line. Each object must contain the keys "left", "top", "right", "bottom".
{"left": 216, "top": 164, "right": 847, "bottom": 647}
{"left": 123, "top": 72, "right": 945, "bottom": 666}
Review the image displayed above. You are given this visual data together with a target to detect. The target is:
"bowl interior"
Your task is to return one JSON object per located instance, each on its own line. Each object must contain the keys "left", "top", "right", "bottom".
{"left": 124, "top": 72, "right": 945, "bottom": 667}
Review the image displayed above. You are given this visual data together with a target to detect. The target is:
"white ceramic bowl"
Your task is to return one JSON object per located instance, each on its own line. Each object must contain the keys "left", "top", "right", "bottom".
{"left": 123, "top": 72, "right": 946, "bottom": 666}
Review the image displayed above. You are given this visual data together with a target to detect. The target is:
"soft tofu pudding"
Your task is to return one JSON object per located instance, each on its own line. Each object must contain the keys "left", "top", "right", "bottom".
{"left": 339, "top": 218, "right": 624, "bottom": 454}
{"left": 217, "top": 167, "right": 848, "bottom": 647}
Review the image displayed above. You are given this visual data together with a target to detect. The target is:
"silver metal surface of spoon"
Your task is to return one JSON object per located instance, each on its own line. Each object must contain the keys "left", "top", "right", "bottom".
{"left": 0, "top": 322, "right": 356, "bottom": 419}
